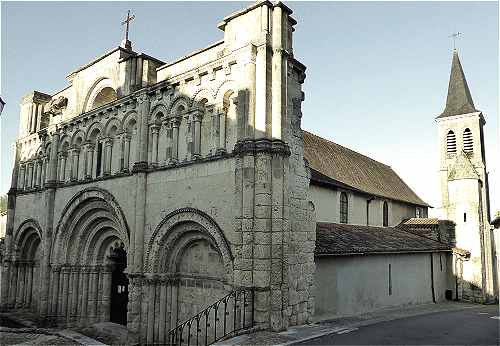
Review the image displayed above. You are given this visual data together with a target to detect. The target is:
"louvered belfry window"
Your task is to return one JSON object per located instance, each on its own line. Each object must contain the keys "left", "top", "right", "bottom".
{"left": 463, "top": 128, "right": 473, "bottom": 152}
{"left": 340, "top": 192, "right": 348, "bottom": 224}
{"left": 383, "top": 201, "right": 389, "bottom": 227}
{"left": 446, "top": 130, "right": 457, "bottom": 154}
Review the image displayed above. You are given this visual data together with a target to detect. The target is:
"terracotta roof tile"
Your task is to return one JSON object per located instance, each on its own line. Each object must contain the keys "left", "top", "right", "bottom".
{"left": 304, "top": 131, "right": 429, "bottom": 207}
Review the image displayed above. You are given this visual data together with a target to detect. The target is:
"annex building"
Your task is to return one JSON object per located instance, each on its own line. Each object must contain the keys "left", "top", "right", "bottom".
{"left": 1, "top": 1, "right": 497, "bottom": 345}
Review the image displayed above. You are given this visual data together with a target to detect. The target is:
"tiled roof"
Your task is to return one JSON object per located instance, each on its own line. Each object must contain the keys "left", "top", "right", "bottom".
{"left": 303, "top": 131, "right": 429, "bottom": 207}
{"left": 401, "top": 218, "right": 439, "bottom": 225}
{"left": 315, "top": 222, "right": 450, "bottom": 256}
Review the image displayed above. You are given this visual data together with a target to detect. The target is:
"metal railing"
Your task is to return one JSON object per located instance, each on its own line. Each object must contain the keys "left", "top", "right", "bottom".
{"left": 168, "top": 287, "right": 255, "bottom": 346}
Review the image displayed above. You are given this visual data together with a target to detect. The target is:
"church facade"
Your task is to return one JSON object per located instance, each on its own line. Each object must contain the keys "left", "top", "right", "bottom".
{"left": 1, "top": 2, "right": 315, "bottom": 344}
{"left": 1, "top": 1, "right": 497, "bottom": 345}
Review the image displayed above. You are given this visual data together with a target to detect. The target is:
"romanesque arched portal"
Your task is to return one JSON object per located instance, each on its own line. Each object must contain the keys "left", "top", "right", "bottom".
{"left": 144, "top": 208, "right": 234, "bottom": 345}
{"left": 9, "top": 220, "right": 43, "bottom": 312}
{"left": 49, "top": 188, "right": 130, "bottom": 326}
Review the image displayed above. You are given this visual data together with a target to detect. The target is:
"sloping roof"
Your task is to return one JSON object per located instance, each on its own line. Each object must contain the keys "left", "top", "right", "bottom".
{"left": 401, "top": 218, "right": 439, "bottom": 226}
{"left": 437, "top": 50, "right": 479, "bottom": 118}
{"left": 303, "top": 131, "right": 429, "bottom": 207}
{"left": 315, "top": 222, "right": 451, "bottom": 256}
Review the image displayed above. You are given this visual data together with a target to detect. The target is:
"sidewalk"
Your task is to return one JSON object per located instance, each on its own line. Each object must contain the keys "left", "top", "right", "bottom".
{"left": 0, "top": 312, "right": 107, "bottom": 346}
{"left": 215, "top": 301, "right": 483, "bottom": 345}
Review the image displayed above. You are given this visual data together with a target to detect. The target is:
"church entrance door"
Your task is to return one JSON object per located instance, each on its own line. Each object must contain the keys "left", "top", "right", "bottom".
{"left": 109, "top": 244, "right": 128, "bottom": 325}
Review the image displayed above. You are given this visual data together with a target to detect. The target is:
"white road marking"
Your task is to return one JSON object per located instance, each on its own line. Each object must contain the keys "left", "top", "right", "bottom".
{"left": 478, "top": 312, "right": 489, "bottom": 315}
{"left": 490, "top": 316, "right": 499, "bottom": 319}
{"left": 337, "top": 327, "right": 359, "bottom": 334}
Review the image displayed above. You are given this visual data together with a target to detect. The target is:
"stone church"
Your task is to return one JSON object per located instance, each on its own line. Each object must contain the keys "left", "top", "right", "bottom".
{"left": 0, "top": 1, "right": 497, "bottom": 345}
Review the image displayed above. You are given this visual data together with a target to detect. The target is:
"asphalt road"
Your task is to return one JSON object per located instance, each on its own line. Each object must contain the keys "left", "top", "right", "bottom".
{"left": 298, "top": 305, "right": 500, "bottom": 345}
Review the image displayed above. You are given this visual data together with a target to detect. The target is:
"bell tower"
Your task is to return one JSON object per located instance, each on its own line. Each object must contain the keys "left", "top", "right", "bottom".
{"left": 436, "top": 50, "right": 496, "bottom": 303}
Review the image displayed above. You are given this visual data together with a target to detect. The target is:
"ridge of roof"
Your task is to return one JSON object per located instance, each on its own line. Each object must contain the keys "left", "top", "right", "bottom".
{"left": 304, "top": 130, "right": 391, "bottom": 169}
{"left": 437, "top": 50, "right": 479, "bottom": 119}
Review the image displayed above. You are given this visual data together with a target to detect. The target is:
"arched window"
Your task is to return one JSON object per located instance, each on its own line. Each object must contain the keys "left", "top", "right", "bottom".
{"left": 446, "top": 130, "right": 456, "bottom": 154}
{"left": 340, "top": 192, "right": 348, "bottom": 224}
{"left": 463, "top": 128, "right": 473, "bottom": 152}
{"left": 91, "top": 87, "right": 117, "bottom": 110}
{"left": 383, "top": 201, "right": 389, "bottom": 227}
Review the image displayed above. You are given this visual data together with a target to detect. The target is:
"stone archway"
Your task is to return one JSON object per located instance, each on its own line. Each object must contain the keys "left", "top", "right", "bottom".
{"left": 143, "top": 208, "right": 234, "bottom": 345}
{"left": 49, "top": 188, "right": 130, "bottom": 326}
{"left": 9, "top": 220, "right": 43, "bottom": 312}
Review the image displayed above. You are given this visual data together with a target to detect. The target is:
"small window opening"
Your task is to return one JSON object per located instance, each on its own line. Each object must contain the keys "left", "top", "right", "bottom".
{"left": 340, "top": 192, "right": 348, "bottom": 224}
{"left": 463, "top": 212, "right": 467, "bottom": 223}
{"left": 388, "top": 263, "right": 392, "bottom": 296}
{"left": 439, "top": 254, "right": 443, "bottom": 272}
{"left": 446, "top": 130, "right": 457, "bottom": 154}
{"left": 463, "top": 128, "right": 473, "bottom": 153}
{"left": 383, "top": 201, "right": 389, "bottom": 227}
{"left": 96, "top": 142, "right": 103, "bottom": 177}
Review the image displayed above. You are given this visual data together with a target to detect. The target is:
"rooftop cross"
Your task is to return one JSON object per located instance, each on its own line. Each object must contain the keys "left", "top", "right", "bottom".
{"left": 121, "top": 10, "right": 135, "bottom": 43}
{"left": 449, "top": 32, "right": 462, "bottom": 50}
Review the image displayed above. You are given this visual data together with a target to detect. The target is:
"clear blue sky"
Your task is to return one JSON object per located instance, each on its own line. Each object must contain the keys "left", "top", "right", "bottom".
{"left": 1, "top": 1, "right": 498, "bottom": 215}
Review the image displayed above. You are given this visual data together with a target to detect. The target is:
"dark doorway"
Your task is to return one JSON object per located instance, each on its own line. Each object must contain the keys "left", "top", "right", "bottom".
{"left": 109, "top": 243, "right": 128, "bottom": 325}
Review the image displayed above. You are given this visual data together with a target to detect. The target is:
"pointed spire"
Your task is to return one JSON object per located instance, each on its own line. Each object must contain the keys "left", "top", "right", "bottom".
{"left": 438, "top": 50, "right": 478, "bottom": 118}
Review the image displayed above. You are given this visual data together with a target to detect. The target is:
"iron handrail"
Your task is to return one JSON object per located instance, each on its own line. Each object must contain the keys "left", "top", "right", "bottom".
{"left": 167, "top": 287, "right": 255, "bottom": 346}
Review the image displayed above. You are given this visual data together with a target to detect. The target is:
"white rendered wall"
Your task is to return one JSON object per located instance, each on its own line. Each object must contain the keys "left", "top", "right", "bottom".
{"left": 309, "top": 185, "right": 424, "bottom": 226}
{"left": 314, "top": 252, "right": 452, "bottom": 319}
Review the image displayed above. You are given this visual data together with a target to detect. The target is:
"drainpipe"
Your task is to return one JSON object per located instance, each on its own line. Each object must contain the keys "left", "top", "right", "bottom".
{"left": 430, "top": 253, "right": 436, "bottom": 303}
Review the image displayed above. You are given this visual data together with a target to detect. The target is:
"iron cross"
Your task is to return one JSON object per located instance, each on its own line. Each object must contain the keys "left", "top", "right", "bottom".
{"left": 449, "top": 32, "right": 462, "bottom": 50}
{"left": 121, "top": 10, "right": 135, "bottom": 42}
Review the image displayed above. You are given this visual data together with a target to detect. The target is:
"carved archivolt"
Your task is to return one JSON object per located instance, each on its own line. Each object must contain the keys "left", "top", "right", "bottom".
{"left": 145, "top": 208, "right": 234, "bottom": 281}
{"left": 14, "top": 219, "right": 43, "bottom": 259}
{"left": 51, "top": 187, "right": 130, "bottom": 265}
{"left": 83, "top": 77, "right": 116, "bottom": 113}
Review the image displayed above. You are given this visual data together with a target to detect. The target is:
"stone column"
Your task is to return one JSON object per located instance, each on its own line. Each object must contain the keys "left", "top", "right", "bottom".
{"left": 218, "top": 112, "right": 227, "bottom": 153}
{"left": 51, "top": 265, "right": 61, "bottom": 319}
{"left": 19, "top": 164, "right": 26, "bottom": 190}
{"left": 26, "top": 162, "right": 33, "bottom": 189}
{"left": 255, "top": 32, "right": 269, "bottom": 137}
{"left": 88, "top": 266, "right": 99, "bottom": 324}
{"left": 271, "top": 6, "right": 283, "bottom": 140}
{"left": 32, "top": 161, "right": 39, "bottom": 188}
{"left": 71, "top": 147, "right": 80, "bottom": 181}
{"left": 171, "top": 117, "right": 180, "bottom": 163}
{"left": 158, "top": 277, "right": 167, "bottom": 345}
{"left": 79, "top": 266, "right": 90, "bottom": 326}
{"left": 162, "top": 121, "right": 171, "bottom": 164}
{"left": 129, "top": 94, "right": 150, "bottom": 340}
{"left": 193, "top": 111, "right": 203, "bottom": 159}
{"left": 101, "top": 265, "right": 112, "bottom": 321}
{"left": 146, "top": 276, "right": 156, "bottom": 345}
{"left": 40, "top": 130, "right": 60, "bottom": 320}
{"left": 86, "top": 144, "right": 95, "bottom": 179}
{"left": 151, "top": 125, "right": 160, "bottom": 166}
{"left": 103, "top": 138, "right": 113, "bottom": 176}
{"left": 40, "top": 157, "right": 47, "bottom": 187}
{"left": 123, "top": 135, "right": 131, "bottom": 171}
{"left": 244, "top": 46, "right": 257, "bottom": 139}
{"left": 26, "top": 263, "right": 33, "bottom": 307}
{"left": 211, "top": 111, "right": 220, "bottom": 155}
{"left": 8, "top": 262, "right": 18, "bottom": 308}
{"left": 126, "top": 274, "right": 144, "bottom": 344}
{"left": 59, "top": 153, "right": 67, "bottom": 183}
{"left": 60, "top": 266, "right": 70, "bottom": 323}
{"left": 69, "top": 267, "right": 80, "bottom": 325}
{"left": 16, "top": 263, "right": 26, "bottom": 308}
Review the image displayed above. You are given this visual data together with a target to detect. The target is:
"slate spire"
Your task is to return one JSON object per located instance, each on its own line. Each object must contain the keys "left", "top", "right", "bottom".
{"left": 438, "top": 50, "right": 478, "bottom": 118}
